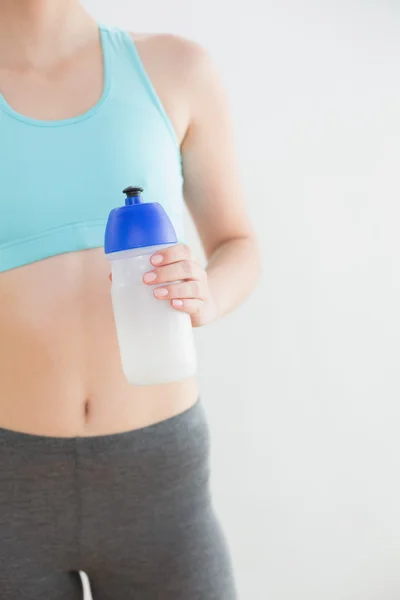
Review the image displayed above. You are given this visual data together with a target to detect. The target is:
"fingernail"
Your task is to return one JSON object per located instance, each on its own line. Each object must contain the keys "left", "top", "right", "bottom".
{"left": 143, "top": 272, "right": 157, "bottom": 283}
{"left": 172, "top": 299, "right": 183, "bottom": 307}
{"left": 155, "top": 287, "right": 168, "bottom": 297}
{"left": 151, "top": 254, "right": 163, "bottom": 265}
{"left": 109, "top": 273, "right": 112, "bottom": 281}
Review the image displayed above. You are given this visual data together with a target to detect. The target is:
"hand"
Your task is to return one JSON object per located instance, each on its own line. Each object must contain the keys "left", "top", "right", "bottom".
{"left": 142, "top": 244, "right": 216, "bottom": 328}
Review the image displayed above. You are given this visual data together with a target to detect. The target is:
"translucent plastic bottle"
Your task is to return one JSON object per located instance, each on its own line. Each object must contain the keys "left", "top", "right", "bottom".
{"left": 105, "top": 186, "right": 197, "bottom": 386}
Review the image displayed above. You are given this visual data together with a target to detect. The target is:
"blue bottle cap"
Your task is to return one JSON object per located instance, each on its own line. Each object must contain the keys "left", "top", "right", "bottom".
{"left": 104, "top": 187, "right": 178, "bottom": 254}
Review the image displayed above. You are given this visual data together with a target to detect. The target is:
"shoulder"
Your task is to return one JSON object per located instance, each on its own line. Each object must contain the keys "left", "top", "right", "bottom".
{"left": 126, "top": 33, "right": 224, "bottom": 144}
{"left": 129, "top": 32, "right": 209, "bottom": 65}
{"left": 129, "top": 33, "right": 215, "bottom": 88}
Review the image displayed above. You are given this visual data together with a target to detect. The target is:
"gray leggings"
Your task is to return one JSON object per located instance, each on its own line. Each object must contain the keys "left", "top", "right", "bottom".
{"left": 0, "top": 401, "right": 236, "bottom": 599}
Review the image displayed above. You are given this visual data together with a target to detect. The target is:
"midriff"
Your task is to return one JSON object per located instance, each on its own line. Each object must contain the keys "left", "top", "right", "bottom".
{"left": 0, "top": 249, "right": 198, "bottom": 437}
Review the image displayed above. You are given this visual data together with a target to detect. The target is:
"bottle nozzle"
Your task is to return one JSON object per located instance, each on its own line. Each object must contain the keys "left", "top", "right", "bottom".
{"left": 123, "top": 186, "right": 144, "bottom": 205}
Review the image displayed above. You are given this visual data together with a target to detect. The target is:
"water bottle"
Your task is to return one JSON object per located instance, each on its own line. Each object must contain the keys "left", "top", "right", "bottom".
{"left": 105, "top": 186, "right": 197, "bottom": 386}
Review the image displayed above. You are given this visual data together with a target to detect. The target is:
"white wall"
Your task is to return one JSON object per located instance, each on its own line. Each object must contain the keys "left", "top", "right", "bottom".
{"left": 82, "top": 1, "right": 400, "bottom": 598}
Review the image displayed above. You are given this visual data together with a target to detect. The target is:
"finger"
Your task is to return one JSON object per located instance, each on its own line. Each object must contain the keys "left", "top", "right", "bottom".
{"left": 171, "top": 298, "right": 203, "bottom": 315}
{"left": 150, "top": 243, "right": 191, "bottom": 266}
{"left": 153, "top": 280, "right": 204, "bottom": 300}
{"left": 143, "top": 261, "right": 204, "bottom": 285}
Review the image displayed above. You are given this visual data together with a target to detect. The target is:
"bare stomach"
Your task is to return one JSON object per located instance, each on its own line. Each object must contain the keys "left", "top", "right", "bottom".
{"left": 0, "top": 249, "right": 198, "bottom": 437}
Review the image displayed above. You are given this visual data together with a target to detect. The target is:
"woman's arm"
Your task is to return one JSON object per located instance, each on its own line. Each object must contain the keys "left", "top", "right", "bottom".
{"left": 143, "top": 40, "right": 261, "bottom": 326}
{"left": 182, "top": 44, "right": 261, "bottom": 320}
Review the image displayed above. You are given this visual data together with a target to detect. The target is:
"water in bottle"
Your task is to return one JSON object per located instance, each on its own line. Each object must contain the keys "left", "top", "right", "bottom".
{"left": 105, "top": 186, "right": 197, "bottom": 386}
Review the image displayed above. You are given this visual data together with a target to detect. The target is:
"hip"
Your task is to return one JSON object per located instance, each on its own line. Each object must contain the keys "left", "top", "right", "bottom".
{"left": 0, "top": 399, "right": 211, "bottom": 567}
{"left": 0, "top": 398, "right": 236, "bottom": 599}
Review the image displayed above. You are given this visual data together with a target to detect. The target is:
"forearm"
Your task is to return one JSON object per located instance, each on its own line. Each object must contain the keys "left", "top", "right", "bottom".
{"left": 206, "top": 235, "right": 261, "bottom": 321}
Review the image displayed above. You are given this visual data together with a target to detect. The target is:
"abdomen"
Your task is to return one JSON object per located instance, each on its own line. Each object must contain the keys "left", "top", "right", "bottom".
{"left": 0, "top": 249, "right": 197, "bottom": 437}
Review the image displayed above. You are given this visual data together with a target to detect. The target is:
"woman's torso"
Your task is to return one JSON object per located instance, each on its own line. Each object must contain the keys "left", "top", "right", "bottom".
{"left": 0, "top": 26, "right": 198, "bottom": 437}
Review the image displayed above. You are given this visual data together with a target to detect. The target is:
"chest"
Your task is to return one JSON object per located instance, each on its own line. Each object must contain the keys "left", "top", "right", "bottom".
{"left": 0, "top": 45, "right": 104, "bottom": 122}
{"left": 0, "top": 109, "right": 184, "bottom": 236}
{"left": 0, "top": 30, "right": 188, "bottom": 273}
{"left": 0, "top": 46, "right": 186, "bottom": 144}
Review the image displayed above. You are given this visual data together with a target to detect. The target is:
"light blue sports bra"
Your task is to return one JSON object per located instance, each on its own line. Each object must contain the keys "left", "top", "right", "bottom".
{"left": 0, "top": 26, "right": 184, "bottom": 273}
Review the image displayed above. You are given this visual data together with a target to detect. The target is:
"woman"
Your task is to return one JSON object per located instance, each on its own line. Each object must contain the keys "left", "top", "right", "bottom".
{"left": 0, "top": 0, "right": 260, "bottom": 598}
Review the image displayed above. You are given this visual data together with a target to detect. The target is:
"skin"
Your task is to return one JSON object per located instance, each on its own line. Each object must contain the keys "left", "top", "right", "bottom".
{"left": 0, "top": 0, "right": 260, "bottom": 436}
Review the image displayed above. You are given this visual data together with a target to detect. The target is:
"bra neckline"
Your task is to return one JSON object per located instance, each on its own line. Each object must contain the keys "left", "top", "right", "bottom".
{"left": 0, "top": 25, "right": 111, "bottom": 128}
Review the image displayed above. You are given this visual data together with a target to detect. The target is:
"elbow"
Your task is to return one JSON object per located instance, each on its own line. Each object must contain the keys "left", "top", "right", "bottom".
{"left": 231, "top": 231, "right": 263, "bottom": 291}
{"left": 248, "top": 233, "right": 263, "bottom": 289}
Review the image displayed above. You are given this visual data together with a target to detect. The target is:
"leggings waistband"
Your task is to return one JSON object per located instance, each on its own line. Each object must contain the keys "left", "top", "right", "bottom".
{"left": 0, "top": 399, "right": 205, "bottom": 454}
